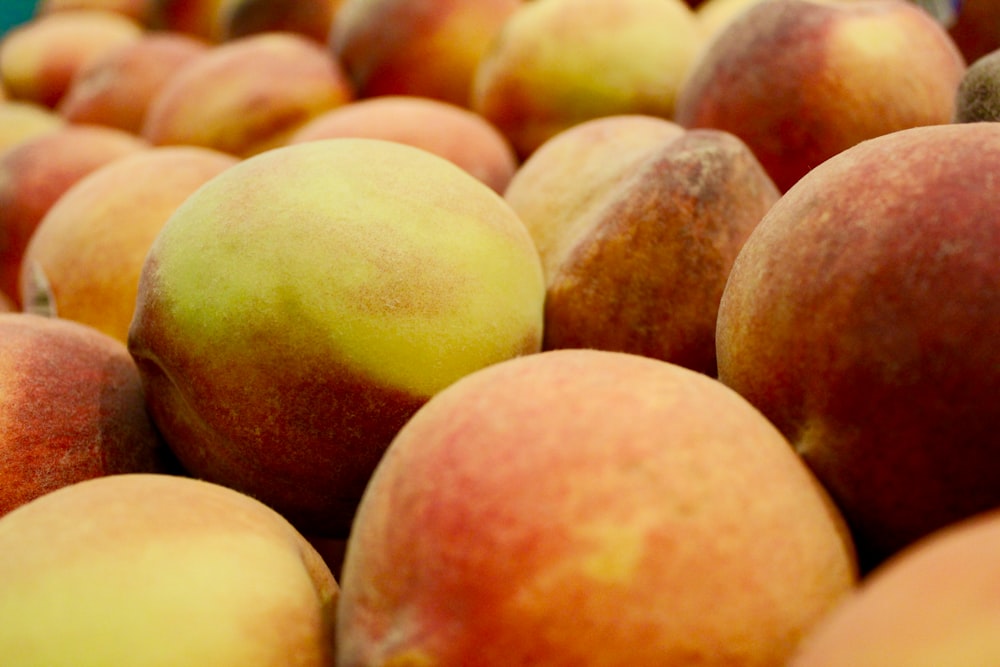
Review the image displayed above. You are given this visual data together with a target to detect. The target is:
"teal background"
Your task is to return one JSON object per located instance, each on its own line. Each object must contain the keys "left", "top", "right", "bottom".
{"left": 1, "top": 0, "right": 38, "bottom": 37}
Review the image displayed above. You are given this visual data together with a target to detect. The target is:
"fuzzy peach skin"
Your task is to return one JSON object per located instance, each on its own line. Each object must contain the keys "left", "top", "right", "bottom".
{"left": 336, "top": 349, "right": 858, "bottom": 667}
{"left": 219, "top": 0, "right": 345, "bottom": 42}
{"left": 504, "top": 114, "right": 779, "bottom": 375}
{"left": 289, "top": 95, "right": 518, "bottom": 193}
{"left": 20, "top": 146, "right": 238, "bottom": 344}
{"left": 0, "top": 100, "right": 65, "bottom": 154}
{"left": 0, "top": 10, "right": 143, "bottom": 108}
{"left": 127, "top": 138, "right": 545, "bottom": 539}
{"left": 57, "top": 31, "right": 210, "bottom": 134}
{"left": 675, "top": 0, "right": 966, "bottom": 193}
{"left": 471, "top": 0, "right": 704, "bottom": 160}
{"left": 716, "top": 123, "right": 1000, "bottom": 573}
{"left": 788, "top": 508, "right": 1000, "bottom": 666}
{"left": 35, "top": 0, "right": 155, "bottom": 24}
{"left": 0, "top": 124, "right": 148, "bottom": 307}
{"left": 953, "top": 48, "right": 1000, "bottom": 123}
{"left": 0, "top": 473, "right": 339, "bottom": 667}
{"left": 0, "top": 313, "right": 172, "bottom": 519}
{"left": 330, "top": 0, "right": 521, "bottom": 108}
{"left": 142, "top": 31, "right": 354, "bottom": 157}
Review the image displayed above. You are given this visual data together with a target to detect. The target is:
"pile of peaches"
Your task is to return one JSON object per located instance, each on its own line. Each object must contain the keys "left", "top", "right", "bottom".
{"left": 2, "top": 0, "right": 1000, "bottom": 664}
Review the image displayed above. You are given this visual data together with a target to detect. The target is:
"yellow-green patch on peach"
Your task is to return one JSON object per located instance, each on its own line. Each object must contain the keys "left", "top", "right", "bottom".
{"left": 472, "top": 0, "right": 704, "bottom": 159}
{"left": 0, "top": 473, "right": 337, "bottom": 666}
{"left": 128, "top": 137, "right": 545, "bottom": 536}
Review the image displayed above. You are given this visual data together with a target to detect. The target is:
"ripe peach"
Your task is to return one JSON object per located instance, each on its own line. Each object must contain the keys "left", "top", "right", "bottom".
{"left": 503, "top": 114, "right": 779, "bottom": 375}
{"left": 20, "top": 146, "right": 238, "bottom": 343}
{"left": 0, "top": 9, "right": 143, "bottom": 108}
{"left": 148, "top": 0, "right": 229, "bottom": 41}
{"left": 57, "top": 31, "right": 210, "bottom": 134}
{"left": 675, "top": 0, "right": 967, "bottom": 192}
{"left": 330, "top": 0, "right": 520, "bottom": 108}
{"left": 289, "top": 95, "right": 517, "bottom": 193}
{"left": 0, "top": 100, "right": 65, "bottom": 154}
{"left": 0, "top": 313, "right": 171, "bottom": 518}
{"left": 0, "top": 473, "right": 339, "bottom": 665}
{"left": 471, "top": 0, "right": 705, "bottom": 160}
{"left": 788, "top": 508, "right": 1000, "bottom": 666}
{"left": 716, "top": 122, "right": 1000, "bottom": 571}
{"left": 0, "top": 124, "right": 148, "bottom": 306}
{"left": 336, "top": 349, "right": 857, "bottom": 666}
{"left": 142, "top": 31, "right": 354, "bottom": 157}
{"left": 128, "top": 138, "right": 545, "bottom": 538}
{"left": 219, "top": 0, "right": 344, "bottom": 42}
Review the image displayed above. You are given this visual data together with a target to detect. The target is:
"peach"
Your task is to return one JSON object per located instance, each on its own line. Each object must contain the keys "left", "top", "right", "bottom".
{"left": 330, "top": 0, "right": 521, "bottom": 108}
{"left": 127, "top": 138, "right": 545, "bottom": 538}
{"left": 0, "top": 124, "right": 148, "bottom": 306}
{"left": 0, "top": 313, "right": 172, "bottom": 518}
{"left": 148, "top": 0, "right": 229, "bottom": 41}
{"left": 716, "top": 122, "right": 1000, "bottom": 571}
{"left": 20, "top": 146, "right": 238, "bottom": 343}
{"left": 0, "top": 100, "right": 65, "bottom": 154}
{"left": 219, "top": 0, "right": 344, "bottom": 43}
{"left": 675, "top": 0, "right": 967, "bottom": 192}
{"left": 788, "top": 508, "right": 1000, "bottom": 666}
{"left": 56, "top": 31, "right": 210, "bottom": 134}
{"left": 34, "top": 0, "right": 155, "bottom": 24}
{"left": 336, "top": 348, "right": 857, "bottom": 666}
{"left": 289, "top": 95, "right": 518, "bottom": 193}
{"left": 471, "top": 0, "right": 705, "bottom": 160}
{"left": 142, "top": 31, "right": 354, "bottom": 157}
{"left": 503, "top": 115, "right": 778, "bottom": 375}
{"left": 0, "top": 9, "right": 143, "bottom": 108}
{"left": 0, "top": 473, "right": 339, "bottom": 666}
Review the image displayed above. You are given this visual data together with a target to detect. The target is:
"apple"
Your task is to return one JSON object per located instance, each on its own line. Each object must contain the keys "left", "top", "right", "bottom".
{"left": 953, "top": 48, "right": 1000, "bottom": 123}
{"left": 471, "top": 0, "right": 705, "bottom": 160}
{"left": 0, "top": 100, "right": 65, "bottom": 154}
{"left": 675, "top": 0, "right": 967, "bottom": 192}
{"left": 0, "top": 9, "right": 144, "bottom": 108}
{"left": 503, "top": 114, "right": 779, "bottom": 376}
{"left": 336, "top": 348, "right": 857, "bottom": 666}
{"left": 141, "top": 31, "right": 354, "bottom": 157}
{"left": 34, "top": 0, "right": 155, "bottom": 24}
{"left": 219, "top": 0, "right": 345, "bottom": 43}
{"left": 0, "top": 124, "right": 149, "bottom": 307}
{"left": 716, "top": 122, "right": 1000, "bottom": 572}
{"left": 330, "top": 0, "right": 520, "bottom": 108}
{"left": 788, "top": 507, "right": 1000, "bottom": 666}
{"left": 127, "top": 137, "right": 546, "bottom": 538}
{"left": 20, "top": 146, "right": 238, "bottom": 344}
{"left": 56, "top": 30, "right": 210, "bottom": 134}
{"left": 0, "top": 313, "right": 172, "bottom": 518}
{"left": 0, "top": 473, "right": 338, "bottom": 666}
{"left": 289, "top": 95, "right": 518, "bottom": 193}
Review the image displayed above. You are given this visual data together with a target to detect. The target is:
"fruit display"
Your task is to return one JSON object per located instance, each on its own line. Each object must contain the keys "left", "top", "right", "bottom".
{"left": 2, "top": 0, "right": 999, "bottom": 664}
